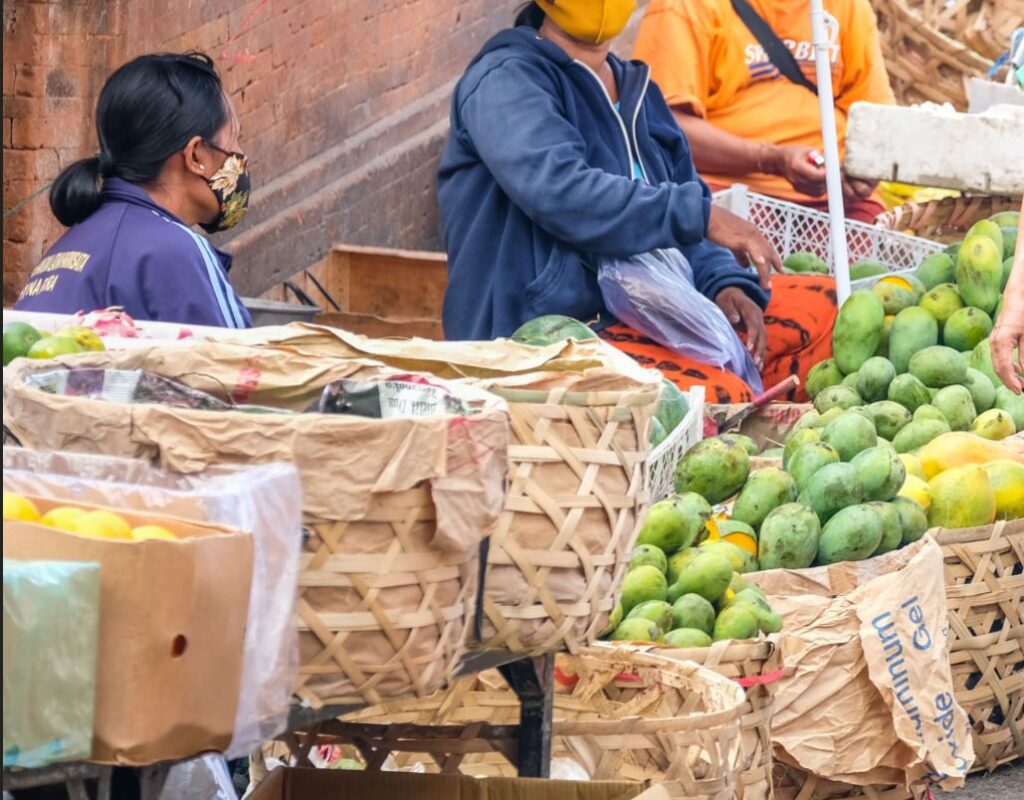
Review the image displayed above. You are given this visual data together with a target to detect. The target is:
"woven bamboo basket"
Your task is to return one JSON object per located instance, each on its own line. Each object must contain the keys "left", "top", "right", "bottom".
{"left": 295, "top": 487, "right": 477, "bottom": 708}
{"left": 874, "top": 0, "right": 993, "bottom": 109}
{"left": 654, "top": 641, "right": 775, "bottom": 800}
{"left": 877, "top": 195, "right": 1021, "bottom": 244}
{"left": 476, "top": 383, "right": 658, "bottom": 654}
{"left": 771, "top": 764, "right": 919, "bottom": 800}
{"left": 275, "top": 647, "right": 746, "bottom": 799}
{"left": 934, "top": 519, "right": 1024, "bottom": 771}
{"left": 1, "top": 347, "right": 511, "bottom": 710}
{"left": 901, "top": 0, "right": 1024, "bottom": 60}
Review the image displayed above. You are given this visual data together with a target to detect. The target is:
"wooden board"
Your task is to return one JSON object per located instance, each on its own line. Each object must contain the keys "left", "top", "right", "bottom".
{"left": 260, "top": 244, "right": 448, "bottom": 325}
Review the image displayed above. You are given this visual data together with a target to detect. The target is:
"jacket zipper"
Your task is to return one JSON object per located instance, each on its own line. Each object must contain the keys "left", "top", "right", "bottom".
{"left": 630, "top": 68, "right": 652, "bottom": 183}
{"left": 572, "top": 59, "right": 649, "bottom": 183}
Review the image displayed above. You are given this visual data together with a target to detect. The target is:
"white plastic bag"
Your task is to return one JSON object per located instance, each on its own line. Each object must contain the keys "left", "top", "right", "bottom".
{"left": 598, "top": 248, "right": 763, "bottom": 392}
{"left": 2, "top": 448, "right": 302, "bottom": 759}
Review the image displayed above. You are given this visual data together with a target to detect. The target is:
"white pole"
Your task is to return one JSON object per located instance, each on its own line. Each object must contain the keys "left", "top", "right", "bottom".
{"left": 810, "top": 0, "right": 851, "bottom": 304}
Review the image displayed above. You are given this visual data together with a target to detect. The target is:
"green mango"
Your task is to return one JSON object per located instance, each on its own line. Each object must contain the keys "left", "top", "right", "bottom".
{"left": 666, "top": 552, "right": 733, "bottom": 603}
{"left": 969, "top": 338, "right": 1002, "bottom": 388}
{"left": 942, "top": 306, "right": 993, "bottom": 352}
{"left": 1001, "top": 226, "right": 1017, "bottom": 262}
{"left": 963, "top": 368, "right": 996, "bottom": 413}
{"left": 628, "top": 544, "right": 669, "bottom": 574}
{"left": 758, "top": 502, "right": 821, "bottom": 569}
{"left": 887, "top": 373, "right": 932, "bottom": 413}
{"left": 663, "top": 628, "right": 713, "bottom": 648}
{"left": 666, "top": 548, "right": 701, "bottom": 585}
{"left": 965, "top": 219, "right": 1004, "bottom": 253}
{"left": 856, "top": 356, "right": 897, "bottom": 403}
{"left": 893, "top": 419, "right": 951, "bottom": 453}
{"left": 956, "top": 234, "right": 1003, "bottom": 315}
{"left": 1003, "top": 257, "right": 1015, "bottom": 291}
{"left": 915, "top": 252, "right": 956, "bottom": 290}
{"left": 712, "top": 604, "right": 759, "bottom": 642}
{"left": 610, "top": 618, "right": 661, "bottom": 642}
{"left": 912, "top": 404, "right": 948, "bottom": 425}
{"left": 919, "top": 283, "right": 964, "bottom": 329}
{"left": 814, "top": 385, "right": 863, "bottom": 414}
{"left": 806, "top": 358, "right": 846, "bottom": 400}
{"left": 731, "top": 467, "right": 798, "bottom": 531}
{"left": 784, "top": 251, "right": 829, "bottom": 274}
{"left": 675, "top": 437, "right": 751, "bottom": 505}
{"left": 852, "top": 445, "right": 906, "bottom": 502}
{"left": 820, "top": 410, "right": 877, "bottom": 462}
{"left": 720, "top": 433, "right": 759, "bottom": 456}
{"left": 850, "top": 259, "right": 887, "bottom": 281}
{"left": 670, "top": 593, "right": 716, "bottom": 635}
{"left": 867, "top": 501, "right": 904, "bottom": 556}
{"left": 788, "top": 441, "right": 842, "bottom": 492}
{"left": 656, "top": 378, "right": 690, "bottom": 435}
{"left": 842, "top": 372, "right": 860, "bottom": 390}
{"left": 871, "top": 281, "right": 917, "bottom": 315}
{"left": 865, "top": 400, "right": 912, "bottom": 440}
{"left": 816, "top": 504, "right": 884, "bottom": 565}
{"left": 889, "top": 306, "right": 939, "bottom": 374}
{"left": 512, "top": 315, "right": 596, "bottom": 345}
{"left": 909, "top": 345, "right": 968, "bottom": 388}
{"left": 637, "top": 493, "right": 712, "bottom": 554}
{"left": 931, "top": 385, "right": 977, "bottom": 431}
{"left": 626, "top": 600, "right": 673, "bottom": 633}
{"left": 995, "top": 386, "right": 1024, "bottom": 431}
{"left": 833, "top": 290, "right": 886, "bottom": 374}
{"left": 798, "top": 462, "right": 864, "bottom": 523}
{"left": 783, "top": 428, "right": 821, "bottom": 470}
{"left": 988, "top": 210, "right": 1020, "bottom": 229}
{"left": 893, "top": 496, "right": 929, "bottom": 545}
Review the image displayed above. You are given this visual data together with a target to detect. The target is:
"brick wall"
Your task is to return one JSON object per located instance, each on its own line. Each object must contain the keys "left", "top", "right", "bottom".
{"left": 3, "top": 0, "right": 646, "bottom": 303}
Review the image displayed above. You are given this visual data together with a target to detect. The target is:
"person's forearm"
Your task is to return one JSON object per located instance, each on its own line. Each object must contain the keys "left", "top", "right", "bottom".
{"left": 673, "top": 110, "right": 780, "bottom": 177}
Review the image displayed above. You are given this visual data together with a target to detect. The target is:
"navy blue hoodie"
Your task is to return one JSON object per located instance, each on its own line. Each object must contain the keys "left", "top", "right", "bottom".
{"left": 438, "top": 27, "right": 769, "bottom": 341}
{"left": 15, "top": 178, "right": 251, "bottom": 328}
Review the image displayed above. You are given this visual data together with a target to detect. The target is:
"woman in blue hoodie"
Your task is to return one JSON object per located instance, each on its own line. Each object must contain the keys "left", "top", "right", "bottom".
{"left": 438, "top": 1, "right": 837, "bottom": 402}
{"left": 15, "top": 52, "right": 251, "bottom": 328}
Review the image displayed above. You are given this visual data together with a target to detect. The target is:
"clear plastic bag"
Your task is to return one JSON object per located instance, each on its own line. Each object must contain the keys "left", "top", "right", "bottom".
{"left": 2, "top": 448, "right": 302, "bottom": 759}
{"left": 3, "top": 559, "right": 101, "bottom": 768}
{"left": 598, "top": 248, "right": 763, "bottom": 393}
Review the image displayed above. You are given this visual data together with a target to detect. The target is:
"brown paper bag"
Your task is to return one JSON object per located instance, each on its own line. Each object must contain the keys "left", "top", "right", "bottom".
{"left": 756, "top": 537, "right": 973, "bottom": 790}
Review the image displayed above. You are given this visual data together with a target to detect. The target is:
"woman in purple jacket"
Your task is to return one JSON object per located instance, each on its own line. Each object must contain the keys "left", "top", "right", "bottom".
{"left": 15, "top": 52, "right": 252, "bottom": 328}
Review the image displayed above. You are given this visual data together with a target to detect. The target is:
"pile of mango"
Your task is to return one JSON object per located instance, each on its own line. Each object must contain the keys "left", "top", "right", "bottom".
{"left": 806, "top": 211, "right": 1022, "bottom": 455}
{"left": 603, "top": 483, "right": 782, "bottom": 646}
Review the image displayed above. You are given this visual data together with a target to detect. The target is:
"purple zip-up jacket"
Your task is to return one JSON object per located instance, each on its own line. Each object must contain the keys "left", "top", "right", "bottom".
{"left": 15, "top": 178, "right": 251, "bottom": 328}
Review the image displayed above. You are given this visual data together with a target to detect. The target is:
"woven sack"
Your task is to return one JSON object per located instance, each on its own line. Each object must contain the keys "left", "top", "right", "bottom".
{"left": 933, "top": 519, "right": 1024, "bottom": 771}
{"left": 223, "top": 326, "right": 662, "bottom": 654}
{"left": 2, "top": 345, "right": 510, "bottom": 708}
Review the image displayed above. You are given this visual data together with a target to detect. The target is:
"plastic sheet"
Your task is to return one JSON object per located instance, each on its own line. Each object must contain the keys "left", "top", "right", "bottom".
{"left": 598, "top": 248, "right": 763, "bottom": 392}
{"left": 2, "top": 448, "right": 302, "bottom": 759}
{"left": 3, "top": 559, "right": 101, "bottom": 768}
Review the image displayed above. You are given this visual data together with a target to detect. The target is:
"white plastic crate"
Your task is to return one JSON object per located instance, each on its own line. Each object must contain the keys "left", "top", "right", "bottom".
{"left": 714, "top": 185, "right": 942, "bottom": 273}
{"left": 646, "top": 385, "right": 705, "bottom": 502}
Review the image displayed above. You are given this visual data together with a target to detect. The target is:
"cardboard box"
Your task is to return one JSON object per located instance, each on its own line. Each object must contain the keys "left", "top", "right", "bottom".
{"left": 249, "top": 767, "right": 670, "bottom": 800}
{"left": 2, "top": 495, "right": 254, "bottom": 765}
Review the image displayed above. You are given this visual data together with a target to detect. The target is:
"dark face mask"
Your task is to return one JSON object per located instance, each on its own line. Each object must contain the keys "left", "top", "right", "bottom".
{"left": 200, "top": 142, "right": 251, "bottom": 234}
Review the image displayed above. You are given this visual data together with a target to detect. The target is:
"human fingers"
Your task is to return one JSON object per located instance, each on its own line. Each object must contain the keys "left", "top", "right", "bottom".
{"left": 991, "top": 328, "right": 1024, "bottom": 393}
{"left": 738, "top": 297, "right": 767, "bottom": 366}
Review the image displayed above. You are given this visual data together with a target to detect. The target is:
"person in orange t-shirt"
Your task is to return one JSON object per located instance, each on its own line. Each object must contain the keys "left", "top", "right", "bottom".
{"left": 633, "top": 0, "right": 895, "bottom": 222}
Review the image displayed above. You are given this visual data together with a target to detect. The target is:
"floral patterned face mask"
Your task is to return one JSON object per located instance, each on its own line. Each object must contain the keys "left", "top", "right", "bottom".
{"left": 200, "top": 142, "right": 250, "bottom": 233}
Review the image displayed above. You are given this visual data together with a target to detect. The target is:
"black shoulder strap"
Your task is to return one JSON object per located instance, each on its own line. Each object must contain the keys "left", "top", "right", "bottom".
{"left": 730, "top": 0, "right": 818, "bottom": 96}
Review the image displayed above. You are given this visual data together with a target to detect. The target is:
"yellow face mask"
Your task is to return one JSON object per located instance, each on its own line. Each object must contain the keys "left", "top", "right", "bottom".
{"left": 535, "top": 0, "right": 637, "bottom": 45}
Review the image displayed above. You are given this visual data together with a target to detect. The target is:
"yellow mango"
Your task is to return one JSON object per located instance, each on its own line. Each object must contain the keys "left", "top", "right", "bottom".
{"left": 899, "top": 453, "right": 925, "bottom": 480}
{"left": 981, "top": 460, "right": 1024, "bottom": 520}
{"left": 927, "top": 465, "right": 996, "bottom": 530}
{"left": 916, "top": 431, "right": 1024, "bottom": 480}
{"left": 898, "top": 475, "right": 933, "bottom": 511}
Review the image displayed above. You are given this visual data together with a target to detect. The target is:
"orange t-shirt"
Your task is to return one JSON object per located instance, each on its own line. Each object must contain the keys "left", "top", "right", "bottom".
{"left": 633, "top": 0, "right": 895, "bottom": 201}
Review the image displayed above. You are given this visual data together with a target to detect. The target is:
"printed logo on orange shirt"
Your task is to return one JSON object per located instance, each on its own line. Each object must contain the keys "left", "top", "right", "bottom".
{"left": 741, "top": 11, "right": 840, "bottom": 85}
